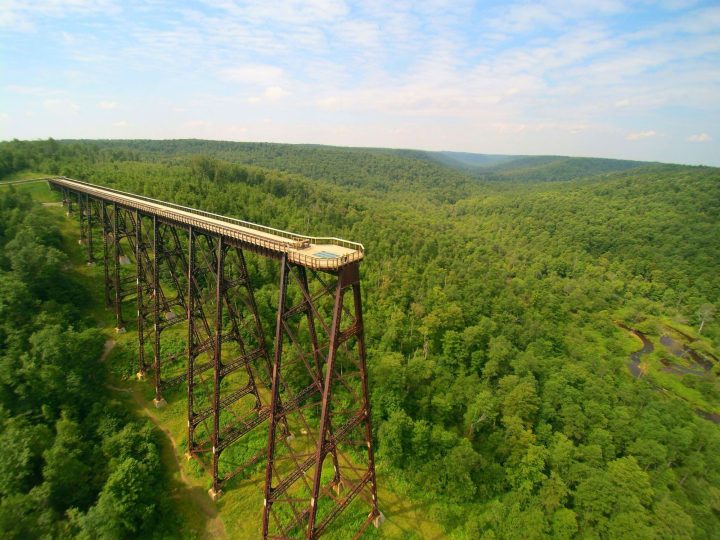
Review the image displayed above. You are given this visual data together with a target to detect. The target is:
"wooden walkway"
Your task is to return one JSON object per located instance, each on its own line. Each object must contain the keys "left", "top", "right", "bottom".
{"left": 48, "top": 176, "right": 363, "bottom": 270}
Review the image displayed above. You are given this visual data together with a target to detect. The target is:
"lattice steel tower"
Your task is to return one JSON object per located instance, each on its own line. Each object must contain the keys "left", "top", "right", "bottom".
{"left": 52, "top": 177, "right": 383, "bottom": 539}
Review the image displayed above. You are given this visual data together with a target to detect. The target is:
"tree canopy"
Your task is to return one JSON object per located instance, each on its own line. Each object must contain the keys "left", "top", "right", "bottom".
{"left": 1, "top": 138, "right": 719, "bottom": 538}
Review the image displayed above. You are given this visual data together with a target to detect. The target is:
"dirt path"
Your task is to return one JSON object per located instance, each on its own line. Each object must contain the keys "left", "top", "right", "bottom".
{"left": 99, "top": 339, "right": 115, "bottom": 362}
{"left": 0, "top": 178, "right": 49, "bottom": 186}
{"left": 102, "top": 341, "right": 227, "bottom": 538}
{"left": 131, "top": 391, "right": 226, "bottom": 538}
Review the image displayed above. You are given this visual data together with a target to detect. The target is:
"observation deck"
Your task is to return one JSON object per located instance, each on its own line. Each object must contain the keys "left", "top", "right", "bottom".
{"left": 47, "top": 176, "right": 363, "bottom": 271}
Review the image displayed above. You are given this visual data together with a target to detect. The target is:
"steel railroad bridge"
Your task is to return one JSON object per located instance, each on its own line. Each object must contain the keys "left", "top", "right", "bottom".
{"left": 48, "top": 177, "right": 382, "bottom": 539}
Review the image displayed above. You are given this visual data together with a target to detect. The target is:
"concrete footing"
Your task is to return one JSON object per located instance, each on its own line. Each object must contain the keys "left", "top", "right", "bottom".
{"left": 86, "top": 261, "right": 96, "bottom": 266}
{"left": 153, "top": 397, "right": 167, "bottom": 409}
{"left": 332, "top": 480, "right": 344, "bottom": 497}
{"left": 136, "top": 371, "right": 146, "bottom": 381}
{"left": 115, "top": 326, "right": 126, "bottom": 334}
{"left": 208, "top": 488, "right": 223, "bottom": 501}
{"left": 119, "top": 255, "right": 132, "bottom": 266}
{"left": 373, "top": 511, "right": 386, "bottom": 529}
{"left": 285, "top": 433, "right": 295, "bottom": 442}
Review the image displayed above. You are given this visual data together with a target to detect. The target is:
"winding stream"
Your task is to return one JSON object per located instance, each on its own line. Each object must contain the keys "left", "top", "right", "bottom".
{"left": 617, "top": 323, "right": 653, "bottom": 378}
{"left": 618, "top": 324, "right": 720, "bottom": 425}
{"left": 659, "top": 335, "right": 706, "bottom": 375}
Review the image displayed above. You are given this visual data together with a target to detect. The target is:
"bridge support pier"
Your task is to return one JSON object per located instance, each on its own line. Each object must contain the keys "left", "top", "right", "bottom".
{"left": 185, "top": 229, "right": 271, "bottom": 494}
{"left": 86, "top": 194, "right": 95, "bottom": 264}
{"left": 262, "top": 258, "right": 379, "bottom": 539}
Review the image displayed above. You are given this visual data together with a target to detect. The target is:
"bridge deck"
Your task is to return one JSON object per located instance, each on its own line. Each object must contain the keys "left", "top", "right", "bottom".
{"left": 48, "top": 177, "right": 363, "bottom": 270}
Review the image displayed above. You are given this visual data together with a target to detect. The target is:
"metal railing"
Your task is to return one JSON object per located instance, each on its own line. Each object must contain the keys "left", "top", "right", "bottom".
{"left": 48, "top": 176, "right": 364, "bottom": 270}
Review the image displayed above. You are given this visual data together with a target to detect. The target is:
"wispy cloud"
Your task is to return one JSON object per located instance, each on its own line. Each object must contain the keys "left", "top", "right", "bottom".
{"left": 221, "top": 64, "right": 285, "bottom": 86}
{"left": 1, "top": 0, "right": 719, "bottom": 165}
{"left": 0, "top": 0, "right": 121, "bottom": 31}
{"left": 248, "top": 86, "right": 290, "bottom": 103}
{"left": 626, "top": 130, "right": 657, "bottom": 140}
{"left": 7, "top": 85, "right": 62, "bottom": 97}
{"left": 43, "top": 98, "right": 80, "bottom": 113}
{"left": 688, "top": 133, "right": 711, "bottom": 142}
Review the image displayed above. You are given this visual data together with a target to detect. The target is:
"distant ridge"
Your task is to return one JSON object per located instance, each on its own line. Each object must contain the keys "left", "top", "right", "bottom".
{"left": 431, "top": 151, "right": 521, "bottom": 169}
{"left": 59, "top": 138, "right": 652, "bottom": 184}
{"left": 423, "top": 151, "right": 649, "bottom": 182}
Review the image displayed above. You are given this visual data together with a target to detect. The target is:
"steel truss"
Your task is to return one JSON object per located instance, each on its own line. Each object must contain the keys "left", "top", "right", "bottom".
{"left": 57, "top": 185, "right": 380, "bottom": 538}
{"left": 263, "top": 257, "right": 380, "bottom": 539}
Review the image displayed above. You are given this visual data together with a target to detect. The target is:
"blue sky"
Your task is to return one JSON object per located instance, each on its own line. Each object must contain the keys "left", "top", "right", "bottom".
{"left": 1, "top": 0, "right": 719, "bottom": 165}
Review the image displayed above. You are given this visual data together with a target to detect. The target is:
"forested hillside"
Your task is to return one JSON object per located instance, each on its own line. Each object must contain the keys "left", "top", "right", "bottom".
{"left": 0, "top": 185, "right": 180, "bottom": 538}
{"left": 1, "top": 139, "right": 719, "bottom": 539}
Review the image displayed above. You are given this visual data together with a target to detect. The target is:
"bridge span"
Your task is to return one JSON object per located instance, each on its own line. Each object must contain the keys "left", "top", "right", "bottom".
{"left": 49, "top": 176, "right": 363, "bottom": 270}
{"left": 48, "top": 177, "right": 381, "bottom": 539}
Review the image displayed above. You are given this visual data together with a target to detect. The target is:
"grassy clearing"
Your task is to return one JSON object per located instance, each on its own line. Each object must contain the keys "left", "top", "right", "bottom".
{"left": 645, "top": 333, "right": 720, "bottom": 416}
{"left": 618, "top": 313, "right": 720, "bottom": 417}
{"left": 0, "top": 170, "right": 49, "bottom": 182}
{"left": 0, "top": 178, "right": 59, "bottom": 202}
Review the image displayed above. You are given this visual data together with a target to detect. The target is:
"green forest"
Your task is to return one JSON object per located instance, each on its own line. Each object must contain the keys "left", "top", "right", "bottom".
{"left": 0, "top": 138, "right": 719, "bottom": 539}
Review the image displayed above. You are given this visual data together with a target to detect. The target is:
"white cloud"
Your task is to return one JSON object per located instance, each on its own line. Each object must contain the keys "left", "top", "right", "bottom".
{"left": 631, "top": 5, "right": 720, "bottom": 38}
{"left": 486, "top": 0, "right": 627, "bottom": 33}
{"left": 221, "top": 64, "right": 284, "bottom": 86}
{"left": 248, "top": 86, "right": 290, "bottom": 103}
{"left": 201, "top": 0, "right": 349, "bottom": 25}
{"left": 0, "top": 0, "right": 121, "bottom": 31}
{"left": 626, "top": 130, "right": 657, "bottom": 140}
{"left": 658, "top": 0, "right": 700, "bottom": 9}
{"left": 43, "top": 98, "right": 80, "bottom": 113}
{"left": 183, "top": 120, "right": 209, "bottom": 129}
{"left": 264, "top": 86, "right": 290, "bottom": 100}
{"left": 335, "top": 20, "right": 382, "bottom": 48}
{"left": 2, "top": 0, "right": 719, "bottom": 164}
{"left": 7, "top": 85, "right": 61, "bottom": 97}
{"left": 113, "top": 120, "right": 127, "bottom": 127}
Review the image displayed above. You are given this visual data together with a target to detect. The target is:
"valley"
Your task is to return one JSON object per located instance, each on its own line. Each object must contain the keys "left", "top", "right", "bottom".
{"left": 0, "top": 139, "right": 718, "bottom": 539}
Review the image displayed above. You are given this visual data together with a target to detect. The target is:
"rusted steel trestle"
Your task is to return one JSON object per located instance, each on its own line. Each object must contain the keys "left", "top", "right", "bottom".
{"left": 51, "top": 177, "right": 380, "bottom": 538}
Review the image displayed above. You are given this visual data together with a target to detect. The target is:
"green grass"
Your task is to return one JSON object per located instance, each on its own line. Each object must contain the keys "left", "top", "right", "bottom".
{"left": 645, "top": 332, "right": 720, "bottom": 415}
{"left": 0, "top": 170, "right": 49, "bottom": 182}
{"left": 0, "top": 177, "right": 59, "bottom": 202}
